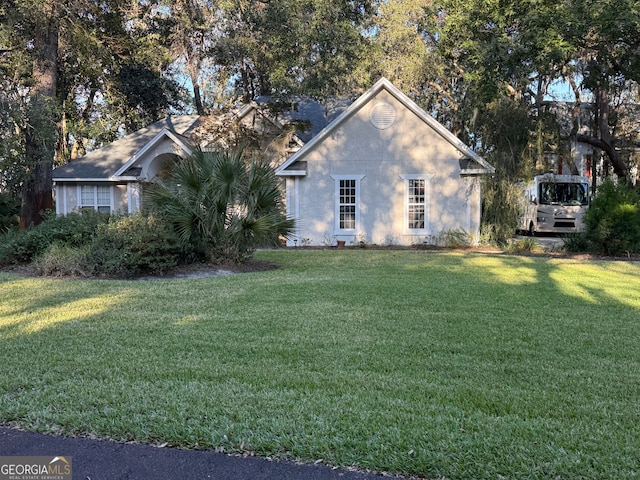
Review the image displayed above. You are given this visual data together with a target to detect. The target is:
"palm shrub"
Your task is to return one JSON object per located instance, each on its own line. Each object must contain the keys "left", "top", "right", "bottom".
{"left": 145, "top": 148, "right": 294, "bottom": 263}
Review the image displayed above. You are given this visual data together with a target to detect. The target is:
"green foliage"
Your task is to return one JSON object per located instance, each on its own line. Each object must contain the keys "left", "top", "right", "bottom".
{"left": 115, "top": 62, "right": 186, "bottom": 131}
{"left": 562, "top": 232, "right": 591, "bottom": 253}
{"left": 145, "top": 148, "right": 294, "bottom": 264}
{"left": 503, "top": 237, "right": 541, "bottom": 255}
{"left": 436, "top": 228, "right": 472, "bottom": 248}
{"left": 481, "top": 176, "right": 523, "bottom": 245}
{"left": 217, "top": 0, "right": 375, "bottom": 99}
{"left": 33, "top": 243, "right": 91, "bottom": 277}
{"left": 0, "top": 192, "right": 20, "bottom": 233}
{"left": 583, "top": 179, "right": 640, "bottom": 255}
{"left": 0, "top": 210, "right": 108, "bottom": 265}
{"left": 85, "top": 213, "right": 190, "bottom": 278}
{"left": 0, "top": 210, "right": 197, "bottom": 277}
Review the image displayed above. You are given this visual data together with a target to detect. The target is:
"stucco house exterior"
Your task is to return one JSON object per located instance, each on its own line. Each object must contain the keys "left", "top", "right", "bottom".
{"left": 53, "top": 78, "right": 495, "bottom": 247}
{"left": 52, "top": 107, "right": 300, "bottom": 215}
{"left": 53, "top": 116, "right": 200, "bottom": 216}
{"left": 275, "top": 77, "right": 495, "bottom": 247}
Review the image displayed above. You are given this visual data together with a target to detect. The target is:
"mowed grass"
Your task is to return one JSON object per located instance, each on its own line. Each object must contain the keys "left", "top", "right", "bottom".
{"left": 1, "top": 250, "right": 639, "bottom": 479}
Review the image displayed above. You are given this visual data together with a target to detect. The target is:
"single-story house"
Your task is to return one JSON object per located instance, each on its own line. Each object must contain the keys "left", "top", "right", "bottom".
{"left": 53, "top": 78, "right": 494, "bottom": 247}
{"left": 52, "top": 107, "right": 301, "bottom": 215}
{"left": 53, "top": 116, "right": 201, "bottom": 215}
{"left": 275, "top": 77, "right": 495, "bottom": 246}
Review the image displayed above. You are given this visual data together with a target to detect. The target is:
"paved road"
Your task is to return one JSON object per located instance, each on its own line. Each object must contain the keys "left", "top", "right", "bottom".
{"left": 0, "top": 427, "right": 407, "bottom": 480}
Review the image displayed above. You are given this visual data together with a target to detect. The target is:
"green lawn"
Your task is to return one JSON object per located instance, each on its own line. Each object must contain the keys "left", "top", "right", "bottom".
{"left": 1, "top": 250, "right": 639, "bottom": 479}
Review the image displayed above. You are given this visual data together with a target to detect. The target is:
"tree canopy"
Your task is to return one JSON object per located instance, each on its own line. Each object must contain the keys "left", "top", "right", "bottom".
{"left": 1, "top": 0, "right": 639, "bottom": 228}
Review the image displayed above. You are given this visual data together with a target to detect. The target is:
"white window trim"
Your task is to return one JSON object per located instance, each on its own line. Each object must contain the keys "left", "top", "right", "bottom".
{"left": 331, "top": 174, "right": 365, "bottom": 234}
{"left": 77, "top": 185, "right": 114, "bottom": 213}
{"left": 400, "top": 174, "right": 434, "bottom": 235}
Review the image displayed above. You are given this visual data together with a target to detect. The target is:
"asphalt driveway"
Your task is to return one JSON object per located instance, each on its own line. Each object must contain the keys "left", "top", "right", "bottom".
{"left": 0, "top": 426, "right": 408, "bottom": 480}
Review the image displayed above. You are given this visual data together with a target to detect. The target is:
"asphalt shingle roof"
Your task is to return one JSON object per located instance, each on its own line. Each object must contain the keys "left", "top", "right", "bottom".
{"left": 255, "top": 97, "right": 351, "bottom": 143}
{"left": 53, "top": 116, "right": 200, "bottom": 181}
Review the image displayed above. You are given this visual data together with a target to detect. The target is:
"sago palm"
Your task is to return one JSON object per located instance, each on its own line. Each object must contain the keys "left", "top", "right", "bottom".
{"left": 145, "top": 148, "right": 294, "bottom": 263}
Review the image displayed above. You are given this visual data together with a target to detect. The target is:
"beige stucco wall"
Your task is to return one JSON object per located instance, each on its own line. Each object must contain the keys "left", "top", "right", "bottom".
{"left": 291, "top": 90, "right": 481, "bottom": 246}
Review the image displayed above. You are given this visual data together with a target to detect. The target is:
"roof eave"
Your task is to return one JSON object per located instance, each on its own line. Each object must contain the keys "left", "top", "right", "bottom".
{"left": 113, "top": 128, "right": 193, "bottom": 177}
{"left": 53, "top": 178, "right": 117, "bottom": 183}
{"left": 275, "top": 170, "right": 307, "bottom": 177}
{"left": 460, "top": 168, "right": 495, "bottom": 175}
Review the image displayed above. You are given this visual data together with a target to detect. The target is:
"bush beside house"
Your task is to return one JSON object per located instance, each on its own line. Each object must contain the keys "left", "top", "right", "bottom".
{"left": 0, "top": 212, "right": 192, "bottom": 278}
{"left": 0, "top": 148, "right": 293, "bottom": 278}
{"left": 565, "top": 179, "right": 640, "bottom": 256}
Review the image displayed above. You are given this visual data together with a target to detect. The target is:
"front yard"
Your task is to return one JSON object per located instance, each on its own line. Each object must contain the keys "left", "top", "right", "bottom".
{"left": 1, "top": 250, "right": 639, "bottom": 479}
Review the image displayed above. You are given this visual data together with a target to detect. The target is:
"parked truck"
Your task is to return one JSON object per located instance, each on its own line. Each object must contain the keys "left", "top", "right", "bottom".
{"left": 518, "top": 174, "right": 590, "bottom": 235}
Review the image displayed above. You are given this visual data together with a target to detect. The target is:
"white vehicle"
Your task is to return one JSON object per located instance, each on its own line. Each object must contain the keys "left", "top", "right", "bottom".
{"left": 518, "top": 174, "right": 590, "bottom": 235}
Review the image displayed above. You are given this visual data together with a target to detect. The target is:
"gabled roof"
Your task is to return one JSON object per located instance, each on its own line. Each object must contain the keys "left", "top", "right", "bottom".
{"left": 276, "top": 78, "right": 495, "bottom": 176}
{"left": 53, "top": 116, "right": 200, "bottom": 181}
{"left": 113, "top": 128, "right": 193, "bottom": 178}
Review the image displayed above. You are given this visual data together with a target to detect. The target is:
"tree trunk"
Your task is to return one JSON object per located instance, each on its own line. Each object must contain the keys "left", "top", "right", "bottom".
{"left": 19, "top": 13, "right": 58, "bottom": 229}
{"left": 193, "top": 82, "right": 205, "bottom": 116}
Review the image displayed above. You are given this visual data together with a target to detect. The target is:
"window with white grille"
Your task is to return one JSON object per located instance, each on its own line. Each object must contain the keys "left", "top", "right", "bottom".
{"left": 339, "top": 179, "right": 357, "bottom": 230}
{"left": 332, "top": 175, "right": 364, "bottom": 233}
{"left": 407, "top": 179, "right": 426, "bottom": 229}
{"left": 80, "top": 185, "right": 112, "bottom": 213}
{"left": 401, "top": 174, "right": 433, "bottom": 234}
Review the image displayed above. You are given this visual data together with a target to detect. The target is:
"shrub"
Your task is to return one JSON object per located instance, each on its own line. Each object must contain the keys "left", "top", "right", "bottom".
{"left": 503, "top": 237, "right": 542, "bottom": 255}
{"left": 481, "top": 177, "right": 522, "bottom": 245}
{"left": 437, "top": 229, "right": 472, "bottom": 248}
{"left": 85, "top": 213, "right": 190, "bottom": 277}
{"left": 583, "top": 179, "right": 640, "bottom": 256}
{"left": 33, "top": 243, "right": 91, "bottom": 277}
{"left": 562, "top": 232, "right": 592, "bottom": 253}
{"left": 0, "top": 192, "right": 20, "bottom": 234}
{"left": 0, "top": 210, "right": 108, "bottom": 265}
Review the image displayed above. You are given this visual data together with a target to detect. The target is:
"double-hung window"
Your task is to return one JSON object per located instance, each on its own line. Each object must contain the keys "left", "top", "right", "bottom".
{"left": 332, "top": 175, "right": 364, "bottom": 233}
{"left": 80, "top": 185, "right": 112, "bottom": 213}
{"left": 401, "top": 174, "right": 433, "bottom": 234}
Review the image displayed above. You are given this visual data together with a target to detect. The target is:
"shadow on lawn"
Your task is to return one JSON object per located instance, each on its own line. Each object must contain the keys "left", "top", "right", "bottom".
{"left": 1, "top": 251, "right": 639, "bottom": 479}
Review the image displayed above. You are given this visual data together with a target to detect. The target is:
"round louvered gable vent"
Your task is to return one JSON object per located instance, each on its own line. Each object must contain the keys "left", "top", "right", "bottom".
{"left": 370, "top": 102, "right": 396, "bottom": 129}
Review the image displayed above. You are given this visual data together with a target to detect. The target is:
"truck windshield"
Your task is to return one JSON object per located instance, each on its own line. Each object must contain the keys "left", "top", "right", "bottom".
{"left": 539, "top": 182, "right": 589, "bottom": 206}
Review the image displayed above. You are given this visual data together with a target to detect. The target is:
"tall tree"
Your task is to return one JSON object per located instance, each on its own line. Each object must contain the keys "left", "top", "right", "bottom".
{"left": 0, "top": 0, "right": 60, "bottom": 228}
{"left": 367, "top": 0, "right": 432, "bottom": 94}
{"left": 398, "top": 0, "right": 640, "bottom": 180}
{"left": 0, "top": 0, "right": 184, "bottom": 227}
{"left": 163, "top": 0, "right": 222, "bottom": 115}
{"left": 217, "top": 0, "right": 375, "bottom": 100}
{"left": 565, "top": 0, "right": 640, "bottom": 179}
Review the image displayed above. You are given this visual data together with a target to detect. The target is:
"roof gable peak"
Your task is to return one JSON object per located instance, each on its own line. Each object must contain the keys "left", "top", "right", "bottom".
{"left": 276, "top": 78, "right": 494, "bottom": 175}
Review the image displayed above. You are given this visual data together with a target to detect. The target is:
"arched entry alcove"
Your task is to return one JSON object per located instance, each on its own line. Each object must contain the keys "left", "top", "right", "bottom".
{"left": 145, "top": 152, "right": 185, "bottom": 181}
